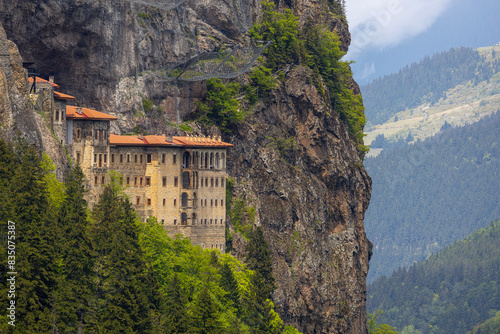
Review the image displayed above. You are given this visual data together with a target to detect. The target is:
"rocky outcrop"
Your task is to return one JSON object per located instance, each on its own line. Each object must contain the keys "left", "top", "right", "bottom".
{"left": 0, "top": 1, "right": 371, "bottom": 333}
{"left": 0, "top": 23, "right": 68, "bottom": 179}
{"left": 228, "top": 66, "right": 371, "bottom": 333}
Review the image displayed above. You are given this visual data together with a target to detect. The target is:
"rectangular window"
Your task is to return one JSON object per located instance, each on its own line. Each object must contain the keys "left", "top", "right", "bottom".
{"left": 221, "top": 178, "right": 224, "bottom": 187}
{"left": 221, "top": 199, "right": 224, "bottom": 207}
{"left": 99, "top": 154, "right": 102, "bottom": 167}
{"left": 215, "top": 199, "right": 218, "bottom": 207}
{"left": 174, "top": 177, "right": 178, "bottom": 187}
{"left": 215, "top": 178, "right": 218, "bottom": 187}
{"left": 161, "top": 219, "right": 165, "bottom": 224}
{"left": 140, "top": 155, "right": 143, "bottom": 164}
{"left": 95, "top": 130, "right": 98, "bottom": 140}
{"left": 102, "top": 176, "right": 105, "bottom": 185}
{"left": 134, "top": 155, "right": 138, "bottom": 163}
{"left": 76, "top": 152, "right": 80, "bottom": 163}
{"left": 94, "top": 176, "right": 98, "bottom": 185}
{"left": 120, "top": 154, "right": 123, "bottom": 163}
{"left": 126, "top": 177, "right": 130, "bottom": 185}
{"left": 147, "top": 154, "right": 152, "bottom": 163}
{"left": 173, "top": 154, "right": 176, "bottom": 164}
{"left": 111, "top": 154, "right": 114, "bottom": 163}
{"left": 94, "top": 154, "right": 97, "bottom": 164}
{"left": 174, "top": 199, "right": 177, "bottom": 206}
{"left": 104, "top": 154, "right": 107, "bottom": 164}
{"left": 140, "top": 177, "right": 143, "bottom": 186}
{"left": 162, "top": 154, "right": 165, "bottom": 163}
{"left": 145, "top": 177, "right": 150, "bottom": 186}
{"left": 147, "top": 198, "right": 151, "bottom": 206}
{"left": 163, "top": 198, "right": 166, "bottom": 206}
{"left": 211, "top": 178, "right": 214, "bottom": 187}
{"left": 174, "top": 219, "right": 177, "bottom": 225}
{"left": 162, "top": 177, "right": 166, "bottom": 187}
{"left": 77, "top": 129, "right": 81, "bottom": 139}
{"left": 134, "top": 177, "right": 138, "bottom": 186}
{"left": 136, "top": 197, "right": 140, "bottom": 206}
{"left": 127, "top": 155, "right": 130, "bottom": 163}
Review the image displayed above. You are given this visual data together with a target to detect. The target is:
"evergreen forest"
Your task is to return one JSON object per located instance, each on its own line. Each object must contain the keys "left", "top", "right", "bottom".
{"left": 364, "top": 112, "right": 500, "bottom": 282}
{"left": 0, "top": 139, "right": 301, "bottom": 334}
{"left": 367, "top": 220, "right": 500, "bottom": 334}
{"left": 361, "top": 47, "right": 500, "bottom": 126}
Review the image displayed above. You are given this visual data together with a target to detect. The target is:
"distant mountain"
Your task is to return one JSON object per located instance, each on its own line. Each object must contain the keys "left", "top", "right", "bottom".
{"left": 361, "top": 46, "right": 500, "bottom": 127}
{"left": 349, "top": 0, "right": 500, "bottom": 85}
{"left": 367, "top": 220, "right": 500, "bottom": 334}
{"left": 364, "top": 112, "right": 500, "bottom": 282}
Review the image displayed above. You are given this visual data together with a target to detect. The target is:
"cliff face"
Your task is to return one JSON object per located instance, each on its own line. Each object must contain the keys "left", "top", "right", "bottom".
{"left": 0, "top": 23, "right": 69, "bottom": 178}
{"left": 0, "top": 1, "right": 371, "bottom": 333}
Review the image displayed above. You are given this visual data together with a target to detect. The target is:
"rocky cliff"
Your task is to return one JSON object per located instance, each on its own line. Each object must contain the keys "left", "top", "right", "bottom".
{"left": 0, "top": 0, "right": 371, "bottom": 333}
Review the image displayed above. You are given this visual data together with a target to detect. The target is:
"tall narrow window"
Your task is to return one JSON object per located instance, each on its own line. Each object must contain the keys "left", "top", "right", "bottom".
{"left": 136, "top": 197, "right": 140, "bottom": 206}
{"left": 76, "top": 152, "right": 80, "bottom": 163}
{"left": 101, "top": 176, "right": 105, "bottom": 185}
{"left": 94, "top": 176, "right": 98, "bottom": 185}
{"left": 95, "top": 130, "right": 98, "bottom": 140}
{"left": 126, "top": 177, "right": 130, "bottom": 185}
{"left": 221, "top": 199, "right": 224, "bottom": 207}
{"left": 147, "top": 198, "right": 151, "bottom": 206}
{"left": 127, "top": 154, "right": 130, "bottom": 163}
{"left": 215, "top": 178, "right": 218, "bottom": 187}
{"left": 162, "top": 177, "right": 167, "bottom": 187}
{"left": 140, "top": 155, "right": 143, "bottom": 164}
{"left": 134, "top": 177, "right": 138, "bottom": 186}
{"left": 94, "top": 154, "right": 97, "bottom": 164}
{"left": 221, "top": 178, "right": 224, "bottom": 187}
{"left": 174, "top": 177, "right": 178, "bottom": 187}
{"left": 120, "top": 154, "right": 123, "bottom": 163}
{"left": 163, "top": 198, "right": 166, "bottom": 206}
{"left": 77, "top": 129, "right": 81, "bottom": 139}
{"left": 140, "top": 177, "right": 143, "bottom": 186}
{"left": 111, "top": 154, "right": 114, "bottom": 163}
{"left": 134, "top": 155, "right": 138, "bottom": 163}
{"left": 55, "top": 110, "right": 59, "bottom": 122}
{"left": 104, "top": 154, "right": 107, "bottom": 164}
{"left": 174, "top": 199, "right": 177, "bottom": 206}
{"left": 162, "top": 154, "right": 165, "bottom": 163}
{"left": 99, "top": 154, "right": 102, "bottom": 167}
{"left": 173, "top": 154, "right": 177, "bottom": 164}
{"left": 147, "top": 154, "right": 152, "bottom": 163}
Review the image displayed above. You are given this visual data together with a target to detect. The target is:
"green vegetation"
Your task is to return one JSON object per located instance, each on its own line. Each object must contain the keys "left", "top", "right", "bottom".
{"left": 267, "top": 135, "right": 297, "bottom": 164}
{"left": 225, "top": 178, "right": 255, "bottom": 241}
{"left": 362, "top": 46, "right": 500, "bottom": 126}
{"left": 142, "top": 96, "right": 154, "bottom": 112}
{"left": 365, "top": 112, "right": 500, "bottom": 282}
{"left": 368, "top": 310, "right": 399, "bottom": 334}
{"left": 196, "top": 78, "right": 245, "bottom": 134}
{"left": 0, "top": 139, "right": 302, "bottom": 333}
{"left": 368, "top": 220, "right": 500, "bottom": 334}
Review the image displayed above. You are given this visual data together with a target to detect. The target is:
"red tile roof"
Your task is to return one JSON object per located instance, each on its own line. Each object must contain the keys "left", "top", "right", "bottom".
{"left": 28, "top": 76, "right": 60, "bottom": 88}
{"left": 54, "top": 91, "right": 75, "bottom": 100}
{"left": 66, "top": 105, "right": 117, "bottom": 121}
{"left": 110, "top": 134, "right": 233, "bottom": 148}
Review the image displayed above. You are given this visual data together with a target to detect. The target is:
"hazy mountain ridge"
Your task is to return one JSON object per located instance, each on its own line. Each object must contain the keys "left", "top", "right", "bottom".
{"left": 364, "top": 112, "right": 500, "bottom": 282}
{"left": 367, "top": 220, "right": 500, "bottom": 334}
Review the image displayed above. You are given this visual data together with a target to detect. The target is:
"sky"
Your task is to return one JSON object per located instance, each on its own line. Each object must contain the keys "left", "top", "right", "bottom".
{"left": 345, "top": 0, "right": 453, "bottom": 59}
{"left": 345, "top": 0, "right": 500, "bottom": 84}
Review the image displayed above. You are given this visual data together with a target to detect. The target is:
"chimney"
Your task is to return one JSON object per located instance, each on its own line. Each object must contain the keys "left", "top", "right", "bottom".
{"left": 49, "top": 75, "right": 54, "bottom": 83}
{"left": 76, "top": 107, "right": 83, "bottom": 114}
{"left": 166, "top": 131, "right": 173, "bottom": 142}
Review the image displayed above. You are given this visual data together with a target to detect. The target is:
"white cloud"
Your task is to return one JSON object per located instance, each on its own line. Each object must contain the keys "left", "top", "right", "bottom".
{"left": 345, "top": 0, "right": 454, "bottom": 58}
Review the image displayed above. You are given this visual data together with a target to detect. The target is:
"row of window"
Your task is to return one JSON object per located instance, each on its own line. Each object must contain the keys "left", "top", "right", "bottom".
{"left": 112, "top": 153, "right": 156, "bottom": 165}
{"left": 134, "top": 196, "right": 225, "bottom": 208}
{"left": 162, "top": 216, "right": 225, "bottom": 226}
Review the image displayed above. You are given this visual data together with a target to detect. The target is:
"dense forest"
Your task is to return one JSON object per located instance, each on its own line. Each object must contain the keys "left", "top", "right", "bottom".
{"left": 364, "top": 112, "right": 500, "bottom": 282}
{"left": 0, "top": 139, "right": 301, "bottom": 333}
{"left": 361, "top": 47, "right": 500, "bottom": 125}
{"left": 367, "top": 220, "right": 500, "bottom": 334}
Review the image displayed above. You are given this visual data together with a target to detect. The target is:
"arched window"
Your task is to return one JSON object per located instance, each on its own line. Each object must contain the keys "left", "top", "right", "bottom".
{"left": 182, "top": 171, "right": 190, "bottom": 189}
{"left": 183, "top": 152, "right": 191, "bottom": 168}
{"left": 181, "top": 193, "right": 188, "bottom": 207}
{"left": 221, "top": 153, "right": 225, "bottom": 169}
{"left": 210, "top": 153, "right": 214, "bottom": 169}
{"left": 205, "top": 153, "right": 208, "bottom": 169}
{"left": 181, "top": 213, "right": 188, "bottom": 225}
{"left": 215, "top": 153, "right": 219, "bottom": 169}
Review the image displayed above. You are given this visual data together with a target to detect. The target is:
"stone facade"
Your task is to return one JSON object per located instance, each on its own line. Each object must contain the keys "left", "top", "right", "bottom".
{"left": 33, "top": 77, "right": 231, "bottom": 250}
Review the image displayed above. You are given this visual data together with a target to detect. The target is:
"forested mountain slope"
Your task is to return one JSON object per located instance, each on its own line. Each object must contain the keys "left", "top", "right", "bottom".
{"left": 364, "top": 112, "right": 500, "bottom": 282}
{"left": 367, "top": 220, "right": 500, "bottom": 334}
{"left": 361, "top": 46, "right": 500, "bottom": 126}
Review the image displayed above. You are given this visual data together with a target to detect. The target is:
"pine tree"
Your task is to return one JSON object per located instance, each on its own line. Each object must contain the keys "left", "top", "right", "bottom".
{"left": 220, "top": 263, "right": 240, "bottom": 313}
{"left": 191, "top": 287, "right": 223, "bottom": 334}
{"left": 53, "top": 165, "right": 94, "bottom": 333}
{"left": 162, "top": 273, "right": 189, "bottom": 334}
{"left": 88, "top": 184, "right": 153, "bottom": 333}
{"left": 11, "top": 143, "right": 58, "bottom": 333}
{"left": 245, "top": 227, "right": 276, "bottom": 301}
